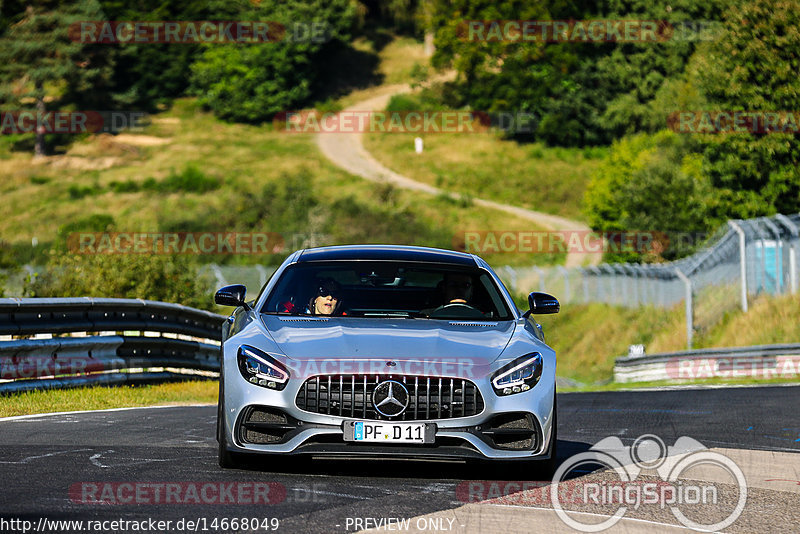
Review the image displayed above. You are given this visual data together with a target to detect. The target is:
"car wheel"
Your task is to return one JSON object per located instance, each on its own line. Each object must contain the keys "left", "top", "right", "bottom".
{"left": 217, "top": 378, "right": 241, "bottom": 469}
{"left": 535, "top": 394, "right": 558, "bottom": 479}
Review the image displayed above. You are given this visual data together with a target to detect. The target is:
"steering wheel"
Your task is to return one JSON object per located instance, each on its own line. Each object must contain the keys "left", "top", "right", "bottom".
{"left": 428, "top": 302, "right": 485, "bottom": 319}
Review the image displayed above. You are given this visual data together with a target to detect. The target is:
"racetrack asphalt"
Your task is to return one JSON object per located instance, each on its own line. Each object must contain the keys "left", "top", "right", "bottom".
{"left": 1, "top": 386, "right": 798, "bottom": 533}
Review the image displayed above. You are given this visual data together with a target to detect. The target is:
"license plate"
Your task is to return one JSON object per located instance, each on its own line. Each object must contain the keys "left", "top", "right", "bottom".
{"left": 343, "top": 421, "right": 435, "bottom": 444}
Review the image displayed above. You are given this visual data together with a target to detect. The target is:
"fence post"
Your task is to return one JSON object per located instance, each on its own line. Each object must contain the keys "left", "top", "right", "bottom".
{"left": 775, "top": 214, "right": 798, "bottom": 294}
{"left": 675, "top": 267, "right": 693, "bottom": 349}
{"left": 533, "top": 266, "right": 545, "bottom": 292}
{"left": 763, "top": 218, "right": 784, "bottom": 294}
{"left": 209, "top": 264, "right": 226, "bottom": 289}
{"left": 581, "top": 268, "right": 589, "bottom": 303}
{"left": 557, "top": 266, "right": 570, "bottom": 302}
{"left": 728, "top": 221, "right": 748, "bottom": 312}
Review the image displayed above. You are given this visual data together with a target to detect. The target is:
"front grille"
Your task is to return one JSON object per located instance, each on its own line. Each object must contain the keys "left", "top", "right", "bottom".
{"left": 295, "top": 375, "right": 484, "bottom": 421}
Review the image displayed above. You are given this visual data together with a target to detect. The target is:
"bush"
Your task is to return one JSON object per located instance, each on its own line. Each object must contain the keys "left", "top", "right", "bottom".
{"left": 584, "top": 130, "right": 718, "bottom": 262}
{"left": 68, "top": 184, "right": 102, "bottom": 199}
{"left": 24, "top": 254, "right": 215, "bottom": 310}
{"left": 156, "top": 165, "right": 221, "bottom": 193}
{"left": 109, "top": 180, "right": 140, "bottom": 193}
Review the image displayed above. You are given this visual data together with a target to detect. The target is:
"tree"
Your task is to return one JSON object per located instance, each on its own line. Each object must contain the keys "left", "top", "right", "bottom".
{"left": 0, "top": 0, "right": 113, "bottom": 155}
{"left": 189, "top": 0, "right": 356, "bottom": 123}
{"left": 429, "top": 0, "right": 731, "bottom": 146}
{"left": 692, "top": 0, "right": 800, "bottom": 218}
{"left": 584, "top": 130, "right": 718, "bottom": 261}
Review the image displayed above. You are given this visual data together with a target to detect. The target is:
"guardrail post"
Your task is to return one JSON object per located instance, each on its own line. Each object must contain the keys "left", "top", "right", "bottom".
{"left": 728, "top": 221, "right": 748, "bottom": 312}
{"left": 675, "top": 268, "right": 693, "bottom": 349}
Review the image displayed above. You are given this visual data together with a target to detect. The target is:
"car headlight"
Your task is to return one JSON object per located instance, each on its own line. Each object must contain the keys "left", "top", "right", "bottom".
{"left": 237, "top": 345, "right": 289, "bottom": 390}
{"left": 491, "top": 353, "right": 543, "bottom": 396}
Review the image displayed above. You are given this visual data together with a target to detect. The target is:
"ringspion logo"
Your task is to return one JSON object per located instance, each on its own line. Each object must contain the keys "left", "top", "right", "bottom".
{"left": 551, "top": 435, "right": 747, "bottom": 531}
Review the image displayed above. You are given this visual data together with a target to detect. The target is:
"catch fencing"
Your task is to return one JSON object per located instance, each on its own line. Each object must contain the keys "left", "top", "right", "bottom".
{"left": 499, "top": 213, "right": 800, "bottom": 348}
{"left": 0, "top": 298, "right": 226, "bottom": 393}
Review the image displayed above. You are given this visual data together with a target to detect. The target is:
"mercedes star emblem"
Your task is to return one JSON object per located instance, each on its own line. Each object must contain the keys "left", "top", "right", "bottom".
{"left": 372, "top": 380, "right": 410, "bottom": 417}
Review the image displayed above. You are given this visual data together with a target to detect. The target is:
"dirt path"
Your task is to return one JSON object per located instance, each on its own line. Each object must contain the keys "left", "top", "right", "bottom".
{"left": 316, "top": 85, "right": 597, "bottom": 268}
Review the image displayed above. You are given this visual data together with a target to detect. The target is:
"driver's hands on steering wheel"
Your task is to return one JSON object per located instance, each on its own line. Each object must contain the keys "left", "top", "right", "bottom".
{"left": 427, "top": 301, "right": 485, "bottom": 319}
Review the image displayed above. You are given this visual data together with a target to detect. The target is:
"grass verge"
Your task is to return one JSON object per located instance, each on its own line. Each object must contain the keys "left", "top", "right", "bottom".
{"left": 0, "top": 380, "right": 217, "bottom": 418}
{"left": 560, "top": 377, "right": 800, "bottom": 393}
{"left": 537, "top": 291, "right": 800, "bottom": 387}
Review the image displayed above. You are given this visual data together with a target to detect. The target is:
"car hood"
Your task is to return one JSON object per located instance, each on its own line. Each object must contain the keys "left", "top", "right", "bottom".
{"left": 260, "top": 315, "right": 515, "bottom": 364}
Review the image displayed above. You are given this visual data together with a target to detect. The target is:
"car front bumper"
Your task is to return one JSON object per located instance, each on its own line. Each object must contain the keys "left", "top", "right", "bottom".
{"left": 221, "top": 371, "right": 556, "bottom": 461}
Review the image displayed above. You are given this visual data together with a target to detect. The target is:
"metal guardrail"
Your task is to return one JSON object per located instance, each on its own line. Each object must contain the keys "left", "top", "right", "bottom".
{"left": 614, "top": 344, "right": 800, "bottom": 383}
{"left": 0, "top": 298, "right": 226, "bottom": 394}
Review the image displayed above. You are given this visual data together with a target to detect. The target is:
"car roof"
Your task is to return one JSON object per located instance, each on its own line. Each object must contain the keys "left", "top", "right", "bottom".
{"left": 296, "top": 245, "right": 478, "bottom": 266}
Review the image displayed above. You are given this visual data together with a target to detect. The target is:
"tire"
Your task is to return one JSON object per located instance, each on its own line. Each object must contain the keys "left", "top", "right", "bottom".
{"left": 516, "top": 394, "right": 558, "bottom": 480}
{"left": 217, "top": 376, "right": 241, "bottom": 469}
{"left": 537, "top": 394, "right": 559, "bottom": 478}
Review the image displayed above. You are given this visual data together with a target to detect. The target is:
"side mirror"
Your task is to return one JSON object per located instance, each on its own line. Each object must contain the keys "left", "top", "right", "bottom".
{"left": 527, "top": 292, "right": 560, "bottom": 315}
{"left": 215, "top": 284, "right": 249, "bottom": 309}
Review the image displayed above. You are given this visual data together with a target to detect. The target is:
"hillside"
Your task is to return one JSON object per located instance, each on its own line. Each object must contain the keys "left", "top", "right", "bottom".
{"left": 534, "top": 291, "right": 800, "bottom": 385}
{"left": 0, "top": 37, "right": 573, "bottom": 271}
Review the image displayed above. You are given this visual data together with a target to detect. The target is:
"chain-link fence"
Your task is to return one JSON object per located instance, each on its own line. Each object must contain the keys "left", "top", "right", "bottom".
{"left": 498, "top": 213, "right": 800, "bottom": 348}
{"left": 5, "top": 214, "right": 797, "bottom": 349}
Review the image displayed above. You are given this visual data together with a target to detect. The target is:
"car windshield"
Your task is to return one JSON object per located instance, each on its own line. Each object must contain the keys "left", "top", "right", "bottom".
{"left": 261, "top": 261, "right": 513, "bottom": 320}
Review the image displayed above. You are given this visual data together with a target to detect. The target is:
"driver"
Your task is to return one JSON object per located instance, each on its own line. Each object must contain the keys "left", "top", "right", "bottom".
{"left": 421, "top": 273, "right": 476, "bottom": 317}
{"left": 442, "top": 272, "right": 473, "bottom": 305}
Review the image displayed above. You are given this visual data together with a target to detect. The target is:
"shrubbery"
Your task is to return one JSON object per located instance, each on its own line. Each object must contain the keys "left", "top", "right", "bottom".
{"left": 24, "top": 254, "right": 215, "bottom": 310}
{"left": 584, "top": 130, "right": 718, "bottom": 262}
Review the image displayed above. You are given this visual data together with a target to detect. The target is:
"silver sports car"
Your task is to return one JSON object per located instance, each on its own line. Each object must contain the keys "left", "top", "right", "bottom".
{"left": 215, "top": 245, "right": 559, "bottom": 470}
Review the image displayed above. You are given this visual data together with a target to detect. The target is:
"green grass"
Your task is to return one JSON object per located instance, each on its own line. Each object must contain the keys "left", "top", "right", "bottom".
{"left": 0, "top": 380, "right": 217, "bottom": 418}
{"left": 536, "top": 291, "right": 800, "bottom": 387}
{"left": 363, "top": 125, "right": 604, "bottom": 222}
{"left": 0, "top": 36, "right": 562, "bottom": 269}
{"left": 560, "top": 377, "right": 800, "bottom": 393}
{"left": 0, "top": 97, "right": 558, "bottom": 269}
{"left": 7, "top": 289, "right": 800, "bottom": 416}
